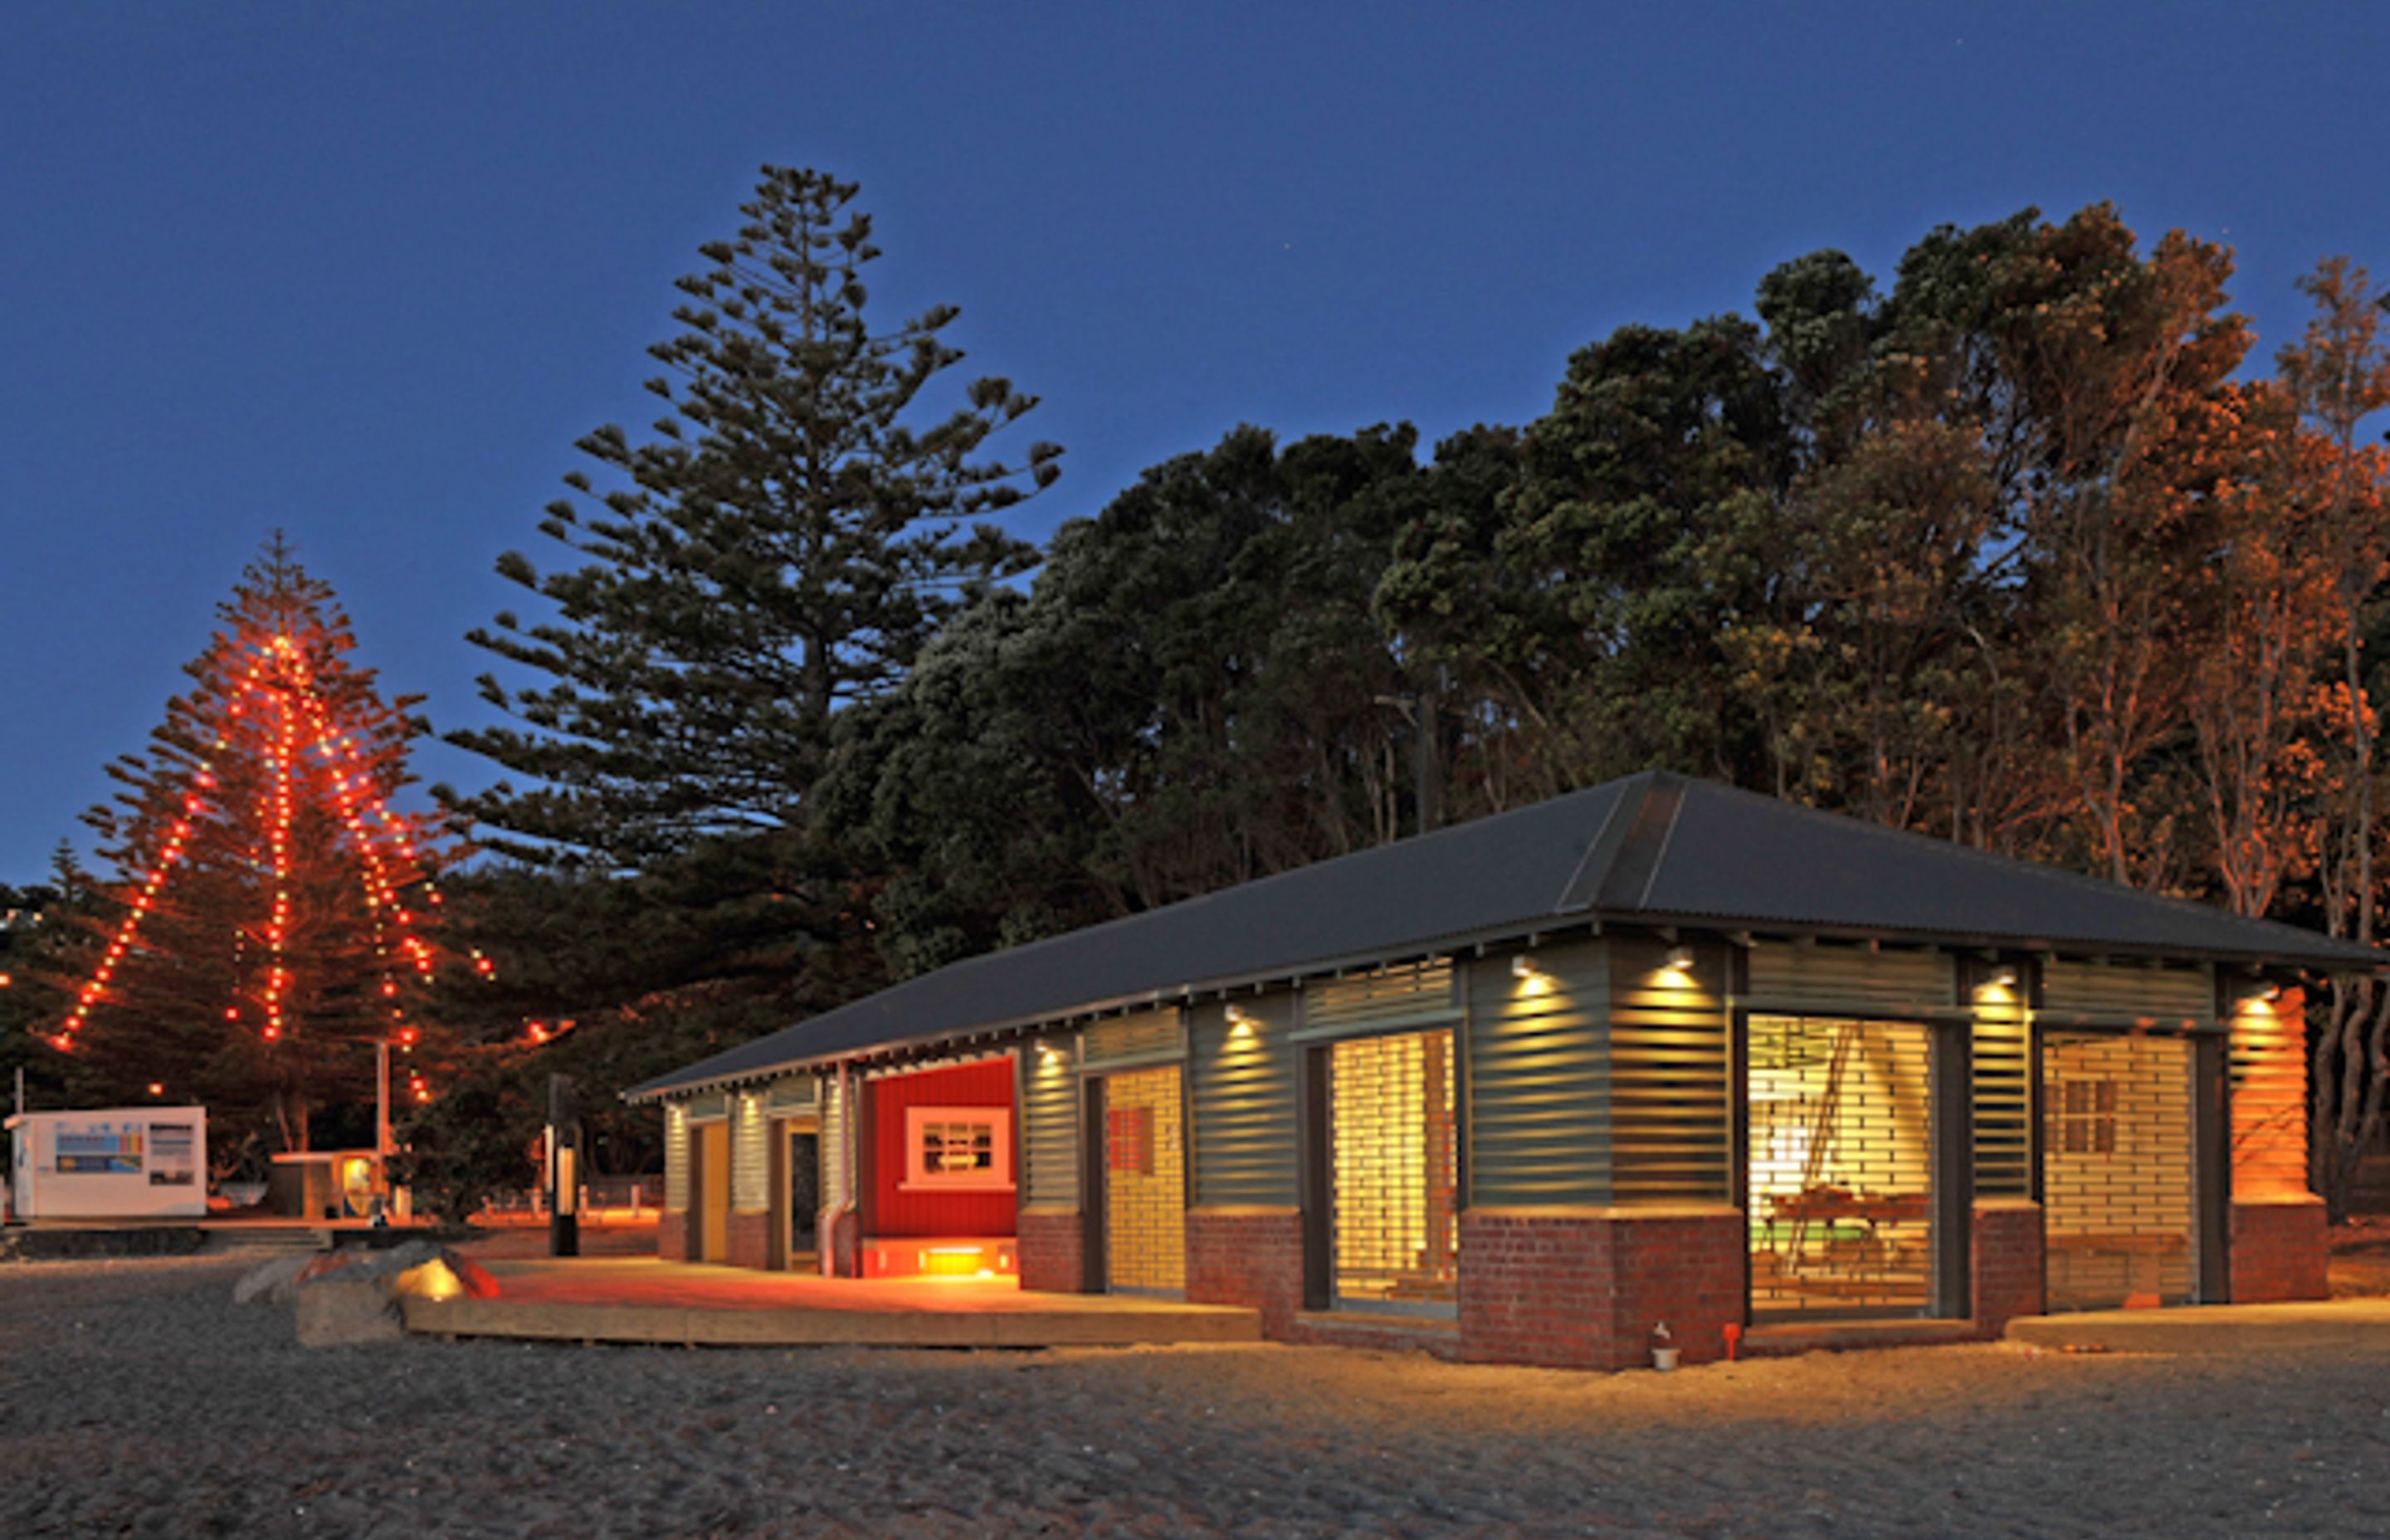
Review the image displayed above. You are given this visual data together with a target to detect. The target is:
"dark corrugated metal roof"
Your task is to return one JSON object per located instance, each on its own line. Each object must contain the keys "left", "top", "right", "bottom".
{"left": 629, "top": 771, "right": 2383, "bottom": 1099}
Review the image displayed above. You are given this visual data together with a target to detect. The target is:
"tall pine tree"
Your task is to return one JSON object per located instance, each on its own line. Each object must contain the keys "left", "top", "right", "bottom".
{"left": 442, "top": 166, "right": 1059, "bottom": 1042}
{"left": 51, "top": 536, "right": 458, "bottom": 1155}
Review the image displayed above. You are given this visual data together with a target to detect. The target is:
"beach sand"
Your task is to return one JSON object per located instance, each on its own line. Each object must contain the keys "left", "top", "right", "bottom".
{"left": 5, "top": 1254, "right": 2389, "bottom": 1538}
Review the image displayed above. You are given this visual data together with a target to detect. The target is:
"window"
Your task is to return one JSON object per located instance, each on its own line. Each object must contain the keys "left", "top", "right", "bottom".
{"left": 901, "top": 1105, "right": 1014, "bottom": 1192}
{"left": 2052, "top": 1078, "right": 2119, "bottom": 1157}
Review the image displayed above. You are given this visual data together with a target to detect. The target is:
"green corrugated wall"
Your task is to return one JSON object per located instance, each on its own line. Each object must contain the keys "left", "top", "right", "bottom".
{"left": 1607, "top": 935, "right": 1733, "bottom": 1203}
{"left": 1466, "top": 940, "right": 1611, "bottom": 1206}
{"left": 1022, "top": 1031, "right": 1082, "bottom": 1209}
{"left": 1189, "top": 993, "right": 1299, "bottom": 1206}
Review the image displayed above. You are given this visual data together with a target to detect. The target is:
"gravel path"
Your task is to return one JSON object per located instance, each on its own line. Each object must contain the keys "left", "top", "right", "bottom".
{"left": 7, "top": 1256, "right": 2390, "bottom": 1538}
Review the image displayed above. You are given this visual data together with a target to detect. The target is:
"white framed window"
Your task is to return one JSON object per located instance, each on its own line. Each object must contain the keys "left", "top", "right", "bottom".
{"left": 900, "top": 1105, "right": 1014, "bottom": 1192}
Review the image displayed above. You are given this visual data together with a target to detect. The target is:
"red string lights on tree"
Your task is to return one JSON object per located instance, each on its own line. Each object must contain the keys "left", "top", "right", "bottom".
{"left": 51, "top": 537, "right": 463, "bottom": 1149}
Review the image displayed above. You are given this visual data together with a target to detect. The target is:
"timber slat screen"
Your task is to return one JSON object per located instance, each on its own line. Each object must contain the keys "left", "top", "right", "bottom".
{"left": 1189, "top": 997, "right": 1298, "bottom": 1208}
{"left": 1609, "top": 940, "right": 1732, "bottom": 1203}
{"left": 1747, "top": 1016, "right": 1936, "bottom": 1318}
{"left": 2043, "top": 1032, "right": 2197, "bottom": 1309}
{"left": 663, "top": 1104, "right": 690, "bottom": 1211}
{"left": 1971, "top": 974, "right": 2033, "bottom": 1199}
{"left": 1084, "top": 1008, "right": 1183, "bottom": 1068}
{"left": 1330, "top": 1026, "right": 1460, "bottom": 1313}
{"left": 732, "top": 1092, "right": 770, "bottom": 1212}
{"left": 1467, "top": 942, "right": 1609, "bottom": 1206}
{"left": 1306, "top": 962, "right": 1458, "bottom": 1036}
{"left": 2229, "top": 991, "right": 2308, "bottom": 1201}
{"left": 1022, "top": 1034, "right": 1082, "bottom": 1210}
{"left": 1102, "top": 1065, "right": 1187, "bottom": 1292}
{"left": 2042, "top": 962, "right": 2214, "bottom": 1026}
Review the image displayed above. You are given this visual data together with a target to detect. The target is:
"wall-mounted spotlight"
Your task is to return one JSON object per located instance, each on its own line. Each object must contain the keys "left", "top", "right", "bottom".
{"left": 1226, "top": 1005, "right": 1259, "bottom": 1035}
{"left": 1512, "top": 953, "right": 1540, "bottom": 980}
{"left": 1664, "top": 944, "right": 1695, "bottom": 972}
{"left": 2260, "top": 982, "right": 2283, "bottom": 1002}
{"left": 1988, "top": 965, "right": 2019, "bottom": 989}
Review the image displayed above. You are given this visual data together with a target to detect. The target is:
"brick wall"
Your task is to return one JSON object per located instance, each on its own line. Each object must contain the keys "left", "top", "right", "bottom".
{"left": 2231, "top": 1196, "right": 2328, "bottom": 1303}
{"left": 1971, "top": 1199, "right": 2045, "bottom": 1331}
{"left": 727, "top": 1209, "right": 771, "bottom": 1271}
{"left": 1017, "top": 1206, "right": 1086, "bottom": 1294}
{"left": 1186, "top": 1206, "right": 1304, "bottom": 1336}
{"left": 1457, "top": 1205, "right": 1742, "bottom": 1371}
{"left": 657, "top": 1209, "right": 690, "bottom": 1262}
{"left": 1603, "top": 1207, "right": 1744, "bottom": 1367}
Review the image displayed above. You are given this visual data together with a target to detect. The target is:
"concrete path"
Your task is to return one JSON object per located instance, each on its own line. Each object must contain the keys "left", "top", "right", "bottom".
{"left": 402, "top": 1255, "right": 1263, "bottom": 1348}
{"left": 2006, "top": 1297, "right": 2390, "bottom": 1354}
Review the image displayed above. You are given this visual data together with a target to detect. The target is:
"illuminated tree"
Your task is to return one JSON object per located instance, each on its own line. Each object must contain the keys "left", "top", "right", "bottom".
{"left": 51, "top": 536, "right": 458, "bottom": 1153}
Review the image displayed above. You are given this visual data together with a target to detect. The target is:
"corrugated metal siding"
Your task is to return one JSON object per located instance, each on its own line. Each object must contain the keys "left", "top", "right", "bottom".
{"left": 1748, "top": 943, "right": 1952, "bottom": 1015}
{"left": 821, "top": 1075, "right": 848, "bottom": 1210}
{"left": 1022, "top": 1031, "right": 1082, "bottom": 1209}
{"left": 767, "top": 1075, "right": 817, "bottom": 1115}
{"left": 1608, "top": 937, "right": 1732, "bottom": 1203}
{"left": 2044, "top": 961, "right": 2215, "bottom": 1026}
{"left": 2231, "top": 987, "right": 2309, "bottom": 1201}
{"left": 731, "top": 1090, "right": 769, "bottom": 1211}
{"left": 1972, "top": 975, "right": 2032, "bottom": 1198}
{"left": 1084, "top": 1007, "right": 1183, "bottom": 1068}
{"left": 1303, "top": 962, "right": 1458, "bottom": 1036}
{"left": 663, "top": 1103, "right": 690, "bottom": 1211}
{"left": 1189, "top": 995, "right": 1298, "bottom": 1207}
{"left": 1467, "top": 942, "right": 1610, "bottom": 1206}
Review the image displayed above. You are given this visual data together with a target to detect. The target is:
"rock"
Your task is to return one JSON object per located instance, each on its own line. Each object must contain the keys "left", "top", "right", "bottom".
{"left": 344, "top": 1238, "right": 442, "bottom": 1283}
{"left": 295, "top": 1275, "right": 405, "bottom": 1348}
{"left": 231, "top": 1253, "right": 315, "bottom": 1306}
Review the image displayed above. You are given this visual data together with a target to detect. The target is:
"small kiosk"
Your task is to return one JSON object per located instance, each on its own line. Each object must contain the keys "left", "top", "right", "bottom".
{"left": 7, "top": 1107, "right": 208, "bottom": 1221}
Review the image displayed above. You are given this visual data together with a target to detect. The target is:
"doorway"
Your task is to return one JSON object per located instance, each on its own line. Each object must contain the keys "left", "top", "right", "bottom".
{"left": 1745, "top": 1016, "right": 1937, "bottom": 1318}
{"left": 1098, "top": 1065, "right": 1186, "bottom": 1294}
{"left": 786, "top": 1126, "right": 822, "bottom": 1263}
{"left": 1327, "top": 1027, "right": 1459, "bottom": 1313}
{"left": 697, "top": 1118, "right": 730, "bottom": 1265}
{"left": 2043, "top": 1032, "right": 2197, "bottom": 1309}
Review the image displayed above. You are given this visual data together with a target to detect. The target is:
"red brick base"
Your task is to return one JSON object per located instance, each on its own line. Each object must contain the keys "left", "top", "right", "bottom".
{"left": 727, "top": 1209, "right": 771, "bottom": 1270}
{"left": 1017, "top": 1206, "right": 1087, "bottom": 1293}
{"left": 1459, "top": 1205, "right": 1743, "bottom": 1371}
{"left": 1972, "top": 1199, "right": 2045, "bottom": 1331}
{"left": 657, "top": 1208, "right": 690, "bottom": 1262}
{"left": 2232, "top": 1196, "right": 2328, "bottom": 1303}
{"left": 1186, "top": 1206, "right": 1304, "bottom": 1335}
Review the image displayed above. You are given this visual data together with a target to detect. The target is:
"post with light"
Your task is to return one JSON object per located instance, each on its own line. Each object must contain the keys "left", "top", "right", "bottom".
{"left": 547, "top": 1073, "right": 582, "bottom": 1258}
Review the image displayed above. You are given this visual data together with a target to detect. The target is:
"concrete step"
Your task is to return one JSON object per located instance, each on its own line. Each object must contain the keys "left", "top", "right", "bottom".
{"left": 203, "top": 1227, "right": 329, "bottom": 1254}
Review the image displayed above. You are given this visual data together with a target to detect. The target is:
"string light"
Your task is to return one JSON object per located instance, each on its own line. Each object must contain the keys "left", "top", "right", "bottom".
{"left": 52, "top": 620, "right": 448, "bottom": 1117}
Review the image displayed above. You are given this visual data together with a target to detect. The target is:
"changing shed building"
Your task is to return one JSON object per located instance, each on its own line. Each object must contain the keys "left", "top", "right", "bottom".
{"left": 627, "top": 772, "right": 2375, "bottom": 1369}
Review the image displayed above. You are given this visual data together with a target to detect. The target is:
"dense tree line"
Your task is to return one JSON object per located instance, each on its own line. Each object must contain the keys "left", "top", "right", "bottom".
{"left": 446, "top": 172, "right": 2389, "bottom": 1213}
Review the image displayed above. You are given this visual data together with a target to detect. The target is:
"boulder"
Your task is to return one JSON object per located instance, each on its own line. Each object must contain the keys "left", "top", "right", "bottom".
{"left": 290, "top": 1240, "right": 497, "bottom": 1346}
{"left": 230, "top": 1252, "right": 315, "bottom": 1306}
{"left": 295, "top": 1274, "right": 405, "bottom": 1348}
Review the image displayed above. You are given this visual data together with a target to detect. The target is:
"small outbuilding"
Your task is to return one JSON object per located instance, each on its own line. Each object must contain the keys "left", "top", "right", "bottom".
{"left": 627, "top": 772, "right": 2377, "bottom": 1369}
{"left": 7, "top": 1106, "right": 208, "bottom": 1221}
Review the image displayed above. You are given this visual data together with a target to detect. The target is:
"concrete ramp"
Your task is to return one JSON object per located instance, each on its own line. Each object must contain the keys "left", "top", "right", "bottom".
{"left": 402, "top": 1256, "right": 1261, "bottom": 1349}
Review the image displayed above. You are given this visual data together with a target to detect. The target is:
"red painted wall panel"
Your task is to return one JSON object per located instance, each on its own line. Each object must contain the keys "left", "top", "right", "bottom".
{"left": 866, "top": 1059, "right": 1018, "bottom": 1237}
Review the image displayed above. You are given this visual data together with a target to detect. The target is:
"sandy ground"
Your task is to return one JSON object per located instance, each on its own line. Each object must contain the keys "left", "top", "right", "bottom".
{"left": 6, "top": 1257, "right": 2390, "bottom": 1538}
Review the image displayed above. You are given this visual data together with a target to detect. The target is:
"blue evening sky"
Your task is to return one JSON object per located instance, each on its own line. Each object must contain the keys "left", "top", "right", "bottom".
{"left": 4, "top": 2, "right": 2386, "bottom": 883}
